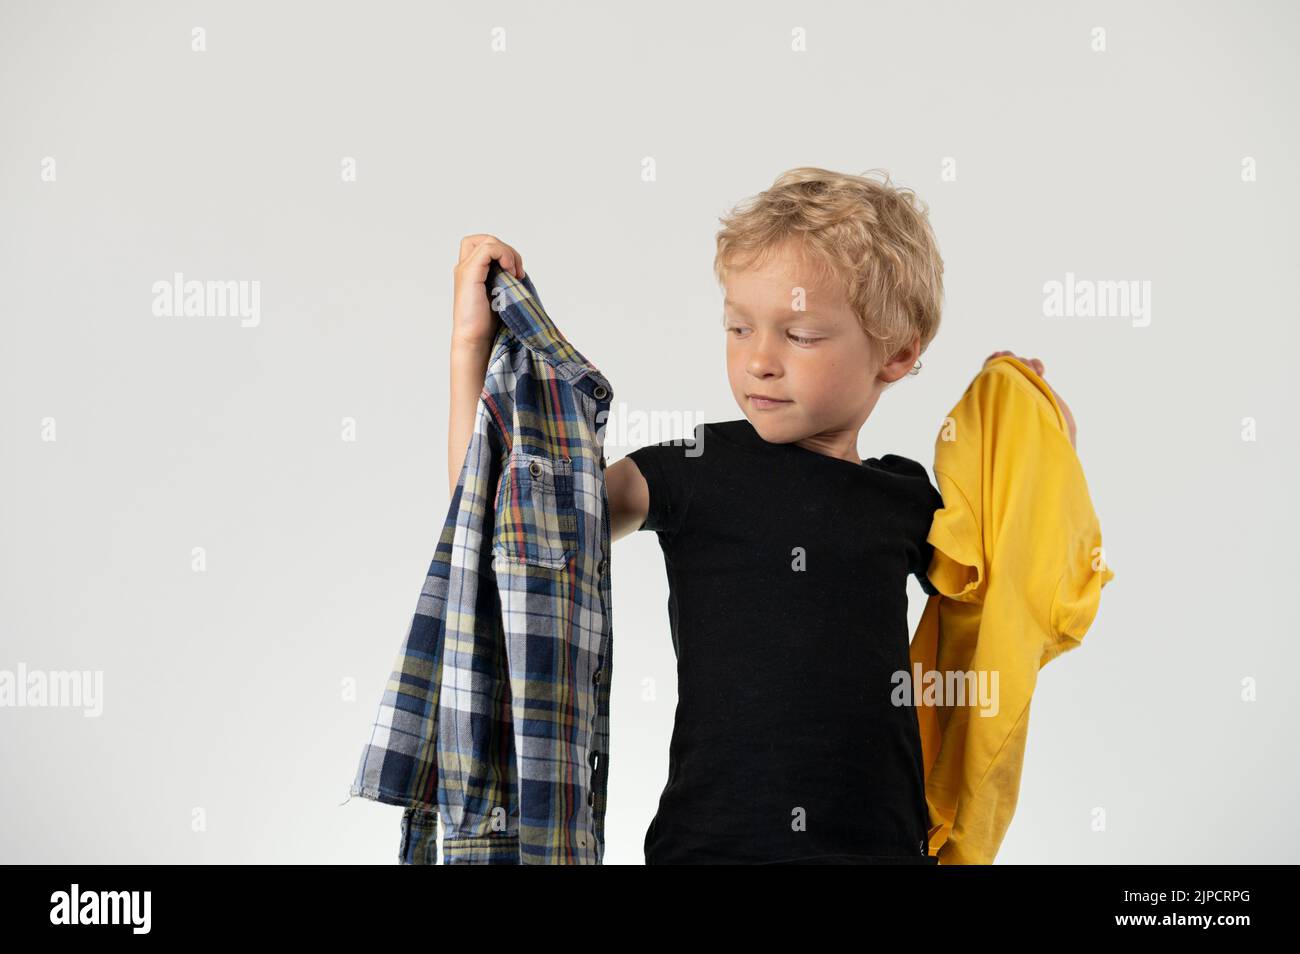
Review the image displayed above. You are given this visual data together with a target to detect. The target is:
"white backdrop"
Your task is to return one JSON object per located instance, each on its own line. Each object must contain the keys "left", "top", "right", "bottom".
{"left": 1, "top": 0, "right": 1296, "bottom": 863}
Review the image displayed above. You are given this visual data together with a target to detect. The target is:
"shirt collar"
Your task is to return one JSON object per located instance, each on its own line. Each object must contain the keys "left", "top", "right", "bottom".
{"left": 487, "top": 262, "right": 613, "bottom": 402}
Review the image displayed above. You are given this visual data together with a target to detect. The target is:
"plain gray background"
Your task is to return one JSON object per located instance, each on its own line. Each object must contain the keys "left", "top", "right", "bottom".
{"left": 2, "top": 0, "right": 1296, "bottom": 864}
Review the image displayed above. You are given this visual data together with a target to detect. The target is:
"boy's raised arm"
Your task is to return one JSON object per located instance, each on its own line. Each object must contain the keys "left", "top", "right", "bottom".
{"left": 447, "top": 234, "right": 526, "bottom": 495}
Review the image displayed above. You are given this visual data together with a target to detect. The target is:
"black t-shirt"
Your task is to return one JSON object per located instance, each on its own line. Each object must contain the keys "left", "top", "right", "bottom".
{"left": 626, "top": 418, "right": 944, "bottom": 865}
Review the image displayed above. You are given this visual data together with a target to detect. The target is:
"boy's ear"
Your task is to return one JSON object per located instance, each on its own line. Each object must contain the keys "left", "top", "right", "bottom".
{"left": 879, "top": 333, "right": 922, "bottom": 384}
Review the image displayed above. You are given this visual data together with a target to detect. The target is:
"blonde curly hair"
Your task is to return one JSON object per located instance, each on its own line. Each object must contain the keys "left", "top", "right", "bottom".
{"left": 714, "top": 167, "right": 945, "bottom": 366}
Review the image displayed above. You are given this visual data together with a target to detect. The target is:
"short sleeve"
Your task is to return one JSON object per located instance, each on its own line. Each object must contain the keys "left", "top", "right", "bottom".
{"left": 876, "top": 454, "right": 944, "bottom": 597}
{"left": 1048, "top": 514, "right": 1116, "bottom": 650}
{"left": 919, "top": 470, "right": 945, "bottom": 596}
{"left": 914, "top": 547, "right": 940, "bottom": 596}
{"left": 624, "top": 424, "right": 702, "bottom": 536}
{"left": 926, "top": 469, "right": 986, "bottom": 601}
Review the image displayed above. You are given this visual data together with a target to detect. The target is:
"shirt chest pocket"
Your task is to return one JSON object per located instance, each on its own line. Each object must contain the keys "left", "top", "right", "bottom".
{"left": 492, "top": 451, "right": 578, "bottom": 570}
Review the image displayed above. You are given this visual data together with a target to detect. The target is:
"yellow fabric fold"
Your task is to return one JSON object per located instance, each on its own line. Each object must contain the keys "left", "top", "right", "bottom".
{"left": 911, "top": 355, "right": 1115, "bottom": 864}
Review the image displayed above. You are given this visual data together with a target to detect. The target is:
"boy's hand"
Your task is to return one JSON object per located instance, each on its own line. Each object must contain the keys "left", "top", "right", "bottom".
{"left": 452, "top": 234, "right": 526, "bottom": 348}
{"left": 984, "top": 350, "right": 1077, "bottom": 448}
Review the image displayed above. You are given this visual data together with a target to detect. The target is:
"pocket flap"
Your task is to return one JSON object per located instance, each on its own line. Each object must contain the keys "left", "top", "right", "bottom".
{"left": 493, "top": 451, "right": 577, "bottom": 569}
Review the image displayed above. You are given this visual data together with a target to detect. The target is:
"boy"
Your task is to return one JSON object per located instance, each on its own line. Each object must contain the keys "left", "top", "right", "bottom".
{"left": 446, "top": 167, "right": 1075, "bottom": 864}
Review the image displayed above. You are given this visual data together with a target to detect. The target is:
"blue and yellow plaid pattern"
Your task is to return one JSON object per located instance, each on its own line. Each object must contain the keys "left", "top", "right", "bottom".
{"left": 350, "top": 262, "right": 614, "bottom": 864}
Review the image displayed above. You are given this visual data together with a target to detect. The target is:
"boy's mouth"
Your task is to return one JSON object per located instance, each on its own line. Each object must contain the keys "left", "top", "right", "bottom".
{"left": 748, "top": 393, "right": 792, "bottom": 410}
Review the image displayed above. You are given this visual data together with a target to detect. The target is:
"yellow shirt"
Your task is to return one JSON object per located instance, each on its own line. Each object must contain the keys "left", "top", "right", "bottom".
{"left": 909, "top": 355, "right": 1115, "bottom": 864}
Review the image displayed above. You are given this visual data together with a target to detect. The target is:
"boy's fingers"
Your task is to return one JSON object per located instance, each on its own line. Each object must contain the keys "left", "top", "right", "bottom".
{"left": 493, "top": 242, "right": 524, "bottom": 280}
{"left": 477, "top": 242, "right": 520, "bottom": 279}
{"left": 506, "top": 246, "right": 525, "bottom": 279}
{"left": 457, "top": 234, "right": 495, "bottom": 261}
{"left": 455, "top": 236, "right": 524, "bottom": 280}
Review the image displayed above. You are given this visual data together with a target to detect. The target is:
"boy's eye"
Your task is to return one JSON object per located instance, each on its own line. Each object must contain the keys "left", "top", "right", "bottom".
{"left": 724, "top": 325, "right": 818, "bottom": 345}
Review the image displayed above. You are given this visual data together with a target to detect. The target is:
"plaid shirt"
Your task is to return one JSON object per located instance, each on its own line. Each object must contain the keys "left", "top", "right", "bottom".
{"left": 350, "top": 262, "right": 614, "bottom": 864}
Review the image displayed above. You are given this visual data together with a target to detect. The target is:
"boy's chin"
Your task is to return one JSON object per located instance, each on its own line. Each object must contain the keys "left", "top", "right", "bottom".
{"left": 744, "top": 412, "right": 799, "bottom": 443}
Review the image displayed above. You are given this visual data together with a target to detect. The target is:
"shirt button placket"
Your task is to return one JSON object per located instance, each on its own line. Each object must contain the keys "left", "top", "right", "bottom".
{"left": 589, "top": 380, "right": 611, "bottom": 861}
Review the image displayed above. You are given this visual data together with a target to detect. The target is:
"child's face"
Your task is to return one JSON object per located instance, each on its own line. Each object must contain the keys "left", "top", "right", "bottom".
{"left": 722, "top": 243, "right": 914, "bottom": 449}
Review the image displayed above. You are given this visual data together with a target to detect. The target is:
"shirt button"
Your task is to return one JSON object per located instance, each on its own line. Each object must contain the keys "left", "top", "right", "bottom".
{"left": 587, "top": 790, "right": 595, "bottom": 806}
{"left": 593, "top": 385, "right": 609, "bottom": 400}
{"left": 592, "top": 668, "right": 602, "bottom": 685}
{"left": 597, "top": 558, "right": 607, "bottom": 576}
{"left": 528, "top": 461, "right": 542, "bottom": 478}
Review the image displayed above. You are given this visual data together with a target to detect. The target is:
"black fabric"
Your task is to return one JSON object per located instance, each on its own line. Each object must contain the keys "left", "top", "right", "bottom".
{"left": 627, "top": 418, "right": 944, "bottom": 865}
